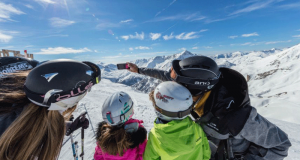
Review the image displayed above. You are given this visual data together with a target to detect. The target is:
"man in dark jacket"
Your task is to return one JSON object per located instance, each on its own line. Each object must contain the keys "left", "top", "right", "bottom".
{"left": 126, "top": 56, "right": 291, "bottom": 160}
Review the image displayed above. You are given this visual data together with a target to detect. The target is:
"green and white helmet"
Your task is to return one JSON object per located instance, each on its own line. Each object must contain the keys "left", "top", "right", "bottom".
{"left": 154, "top": 81, "right": 193, "bottom": 121}
{"left": 102, "top": 91, "right": 134, "bottom": 126}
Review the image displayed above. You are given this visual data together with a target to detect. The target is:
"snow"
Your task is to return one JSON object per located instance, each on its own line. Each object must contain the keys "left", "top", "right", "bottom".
{"left": 59, "top": 79, "right": 300, "bottom": 160}
{"left": 59, "top": 44, "right": 300, "bottom": 159}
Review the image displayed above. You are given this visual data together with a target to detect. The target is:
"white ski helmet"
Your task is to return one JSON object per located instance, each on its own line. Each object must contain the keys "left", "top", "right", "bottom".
{"left": 154, "top": 81, "right": 193, "bottom": 121}
{"left": 102, "top": 91, "right": 134, "bottom": 126}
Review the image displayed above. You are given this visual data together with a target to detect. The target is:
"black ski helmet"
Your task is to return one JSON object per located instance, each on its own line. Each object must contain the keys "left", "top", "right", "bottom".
{"left": 0, "top": 57, "right": 39, "bottom": 77}
{"left": 172, "top": 56, "right": 221, "bottom": 95}
{"left": 24, "top": 59, "right": 101, "bottom": 111}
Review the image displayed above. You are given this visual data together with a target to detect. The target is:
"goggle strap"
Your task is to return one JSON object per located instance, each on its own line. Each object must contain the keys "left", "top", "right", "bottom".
{"left": 155, "top": 104, "right": 193, "bottom": 118}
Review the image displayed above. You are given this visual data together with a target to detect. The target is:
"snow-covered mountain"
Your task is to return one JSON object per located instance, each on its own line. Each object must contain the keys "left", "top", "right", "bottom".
{"left": 97, "top": 44, "right": 300, "bottom": 125}
{"left": 58, "top": 45, "right": 300, "bottom": 159}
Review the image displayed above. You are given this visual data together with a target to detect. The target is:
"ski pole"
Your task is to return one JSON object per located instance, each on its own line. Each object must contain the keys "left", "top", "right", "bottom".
{"left": 70, "top": 133, "right": 77, "bottom": 160}
{"left": 83, "top": 104, "right": 96, "bottom": 136}
{"left": 80, "top": 127, "right": 84, "bottom": 160}
{"left": 79, "top": 113, "right": 86, "bottom": 160}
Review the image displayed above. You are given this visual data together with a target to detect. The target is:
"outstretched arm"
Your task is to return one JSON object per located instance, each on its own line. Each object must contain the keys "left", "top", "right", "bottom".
{"left": 127, "top": 63, "right": 172, "bottom": 82}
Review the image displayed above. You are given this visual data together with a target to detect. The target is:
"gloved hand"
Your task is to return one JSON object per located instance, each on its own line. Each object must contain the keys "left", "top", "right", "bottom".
{"left": 66, "top": 115, "right": 89, "bottom": 136}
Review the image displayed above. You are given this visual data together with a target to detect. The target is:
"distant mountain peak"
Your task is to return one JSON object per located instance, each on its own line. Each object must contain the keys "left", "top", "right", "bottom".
{"left": 179, "top": 50, "right": 193, "bottom": 56}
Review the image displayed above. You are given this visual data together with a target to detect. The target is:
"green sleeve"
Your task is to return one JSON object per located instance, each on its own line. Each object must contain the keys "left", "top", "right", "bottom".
{"left": 143, "top": 132, "right": 160, "bottom": 160}
{"left": 201, "top": 129, "right": 211, "bottom": 160}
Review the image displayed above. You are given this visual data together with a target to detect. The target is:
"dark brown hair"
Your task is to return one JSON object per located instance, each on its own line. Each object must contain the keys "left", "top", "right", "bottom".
{"left": 0, "top": 71, "right": 30, "bottom": 114}
{"left": 149, "top": 90, "right": 155, "bottom": 106}
{"left": 98, "top": 124, "right": 133, "bottom": 156}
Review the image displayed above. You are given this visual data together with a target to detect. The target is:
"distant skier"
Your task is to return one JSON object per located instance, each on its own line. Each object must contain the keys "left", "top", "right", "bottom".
{"left": 144, "top": 81, "right": 211, "bottom": 160}
{"left": 94, "top": 91, "right": 147, "bottom": 160}
{"left": 0, "top": 59, "right": 101, "bottom": 160}
{"left": 127, "top": 56, "right": 291, "bottom": 160}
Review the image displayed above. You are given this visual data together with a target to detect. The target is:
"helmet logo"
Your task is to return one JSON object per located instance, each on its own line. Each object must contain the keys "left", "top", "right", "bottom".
{"left": 195, "top": 81, "right": 210, "bottom": 86}
{"left": 1, "top": 62, "right": 33, "bottom": 74}
{"left": 156, "top": 92, "right": 174, "bottom": 103}
{"left": 41, "top": 73, "right": 58, "bottom": 82}
{"left": 56, "top": 81, "right": 93, "bottom": 101}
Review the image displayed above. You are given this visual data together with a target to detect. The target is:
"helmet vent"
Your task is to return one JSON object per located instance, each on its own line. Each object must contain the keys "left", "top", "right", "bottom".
{"left": 120, "top": 94, "right": 123, "bottom": 97}
{"left": 119, "top": 99, "right": 122, "bottom": 103}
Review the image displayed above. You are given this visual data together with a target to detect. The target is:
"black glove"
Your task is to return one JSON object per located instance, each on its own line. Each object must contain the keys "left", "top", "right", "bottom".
{"left": 66, "top": 115, "right": 89, "bottom": 136}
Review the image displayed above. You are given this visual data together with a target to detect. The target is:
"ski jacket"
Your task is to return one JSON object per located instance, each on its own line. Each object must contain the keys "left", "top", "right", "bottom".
{"left": 94, "top": 119, "right": 147, "bottom": 160}
{"left": 0, "top": 105, "right": 24, "bottom": 137}
{"left": 138, "top": 67, "right": 291, "bottom": 160}
{"left": 143, "top": 116, "right": 211, "bottom": 160}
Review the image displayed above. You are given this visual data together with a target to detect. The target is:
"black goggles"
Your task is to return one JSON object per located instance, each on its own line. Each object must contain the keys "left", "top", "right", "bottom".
{"left": 83, "top": 61, "right": 101, "bottom": 84}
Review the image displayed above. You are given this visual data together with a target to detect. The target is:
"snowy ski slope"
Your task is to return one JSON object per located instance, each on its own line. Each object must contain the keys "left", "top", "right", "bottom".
{"left": 59, "top": 79, "right": 300, "bottom": 160}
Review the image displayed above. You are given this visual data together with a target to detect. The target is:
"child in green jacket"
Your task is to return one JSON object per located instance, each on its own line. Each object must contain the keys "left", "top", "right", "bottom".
{"left": 144, "top": 81, "right": 211, "bottom": 160}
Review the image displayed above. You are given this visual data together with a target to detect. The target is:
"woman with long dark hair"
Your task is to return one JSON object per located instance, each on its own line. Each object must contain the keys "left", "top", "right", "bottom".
{"left": 0, "top": 59, "right": 101, "bottom": 160}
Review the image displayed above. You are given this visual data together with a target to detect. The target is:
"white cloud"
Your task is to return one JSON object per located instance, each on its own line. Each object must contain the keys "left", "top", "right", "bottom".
{"left": 203, "top": 46, "right": 213, "bottom": 49}
{"left": 39, "top": 34, "right": 69, "bottom": 38}
{"left": 278, "top": 2, "right": 300, "bottom": 9}
{"left": 34, "top": 0, "right": 55, "bottom": 4}
{"left": 293, "top": 35, "right": 300, "bottom": 38}
{"left": 0, "top": 31, "right": 13, "bottom": 42}
{"left": 176, "top": 32, "right": 200, "bottom": 40}
{"left": 147, "top": 13, "right": 206, "bottom": 22}
{"left": 129, "top": 47, "right": 134, "bottom": 51}
{"left": 0, "top": 2, "right": 25, "bottom": 22}
{"left": 178, "top": 48, "right": 187, "bottom": 51}
{"left": 229, "top": 0, "right": 274, "bottom": 16}
{"left": 229, "top": 35, "right": 238, "bottom": 39}
{"left": 35, "top": 47, "right": 91, "bottom": 55}
{"left": 192, "top": 47, "right": 198, "bottom": 49}
{"left": 94, "top": 50, "right": 98, "bottom": 52}
{"left": 199, "top": 29, "right": 208, "bottom": 32}
{"left": 265, "top": 40, "right": 291, "bottom": 44}
{"left": 135, "top": 46, "right": 150, "bottom": 50}
{"left": 119, "top": 53, "right": 122, "bottom": 56}
{"left": 191, "top": 16, "right": 206, "bottom": 21}
{"left": 24, "top": 4, "right": 34, "bottom": 9}
{"left": 120, "top": 19, "right": 133, "bottom": 23}
{"left": 0, "top": 34, "right": 12, "bottom": 42}
{"left": 297, "top": 29, "right": 300, "bottom": 31}
{"left": 155, "top": 0, "right": 177, "bottom": 17}
{"left": 149, "top": 33, "right": 161, "bottom": 40}
{"left": 241, "top": 42, "right": 254, "bottom": 46}
{"left": 121, "top": 32, "right": 144, "bottom": 40}
{"left": 242, "top": 32, "right": 259, "bottom": 37}
{"left": 122, "top": 36, "right": 130, "bottom": 40}
{"left": 49, "top": 17, "right": 75, "bottom": 28}
{"left": 163, "top": 33, "right": 175, "bottom": 40}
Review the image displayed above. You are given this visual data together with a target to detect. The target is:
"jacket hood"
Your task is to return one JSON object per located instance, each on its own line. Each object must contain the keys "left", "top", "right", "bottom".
{"left": 152, "top": 116, "right": 202, "bottom": 156}
{"left": 198, "top": 67, "right": 252, "bottom": 136}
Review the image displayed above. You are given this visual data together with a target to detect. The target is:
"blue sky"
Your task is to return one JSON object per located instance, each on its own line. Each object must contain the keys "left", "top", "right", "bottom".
{"left": 0, "top": 0, "right": 300, "bottom": 64}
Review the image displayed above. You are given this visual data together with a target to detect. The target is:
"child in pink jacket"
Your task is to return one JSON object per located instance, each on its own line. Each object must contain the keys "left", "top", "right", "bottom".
{"left": 94, "top": 91, "right": 147, "bottom": 160}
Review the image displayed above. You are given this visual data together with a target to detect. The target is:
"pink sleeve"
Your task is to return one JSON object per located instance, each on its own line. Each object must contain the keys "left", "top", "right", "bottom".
{"left": 94, "top": 145, "right": 104, "bottom": 160}
{"left": 137, "top": 140, "right": 148, "bottom": 160}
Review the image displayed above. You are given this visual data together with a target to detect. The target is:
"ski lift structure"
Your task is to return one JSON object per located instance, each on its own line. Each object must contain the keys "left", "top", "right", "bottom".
{"left": 0, "top": 49, "right": 34, "bottom": 59}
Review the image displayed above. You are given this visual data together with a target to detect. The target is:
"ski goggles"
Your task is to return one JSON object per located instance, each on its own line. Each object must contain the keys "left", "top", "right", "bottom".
{"left": 104, "top": 103, "right": 134, "bottom": 126}
{"left": 154, "top": 103, "right": 193, "bottom": 118}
